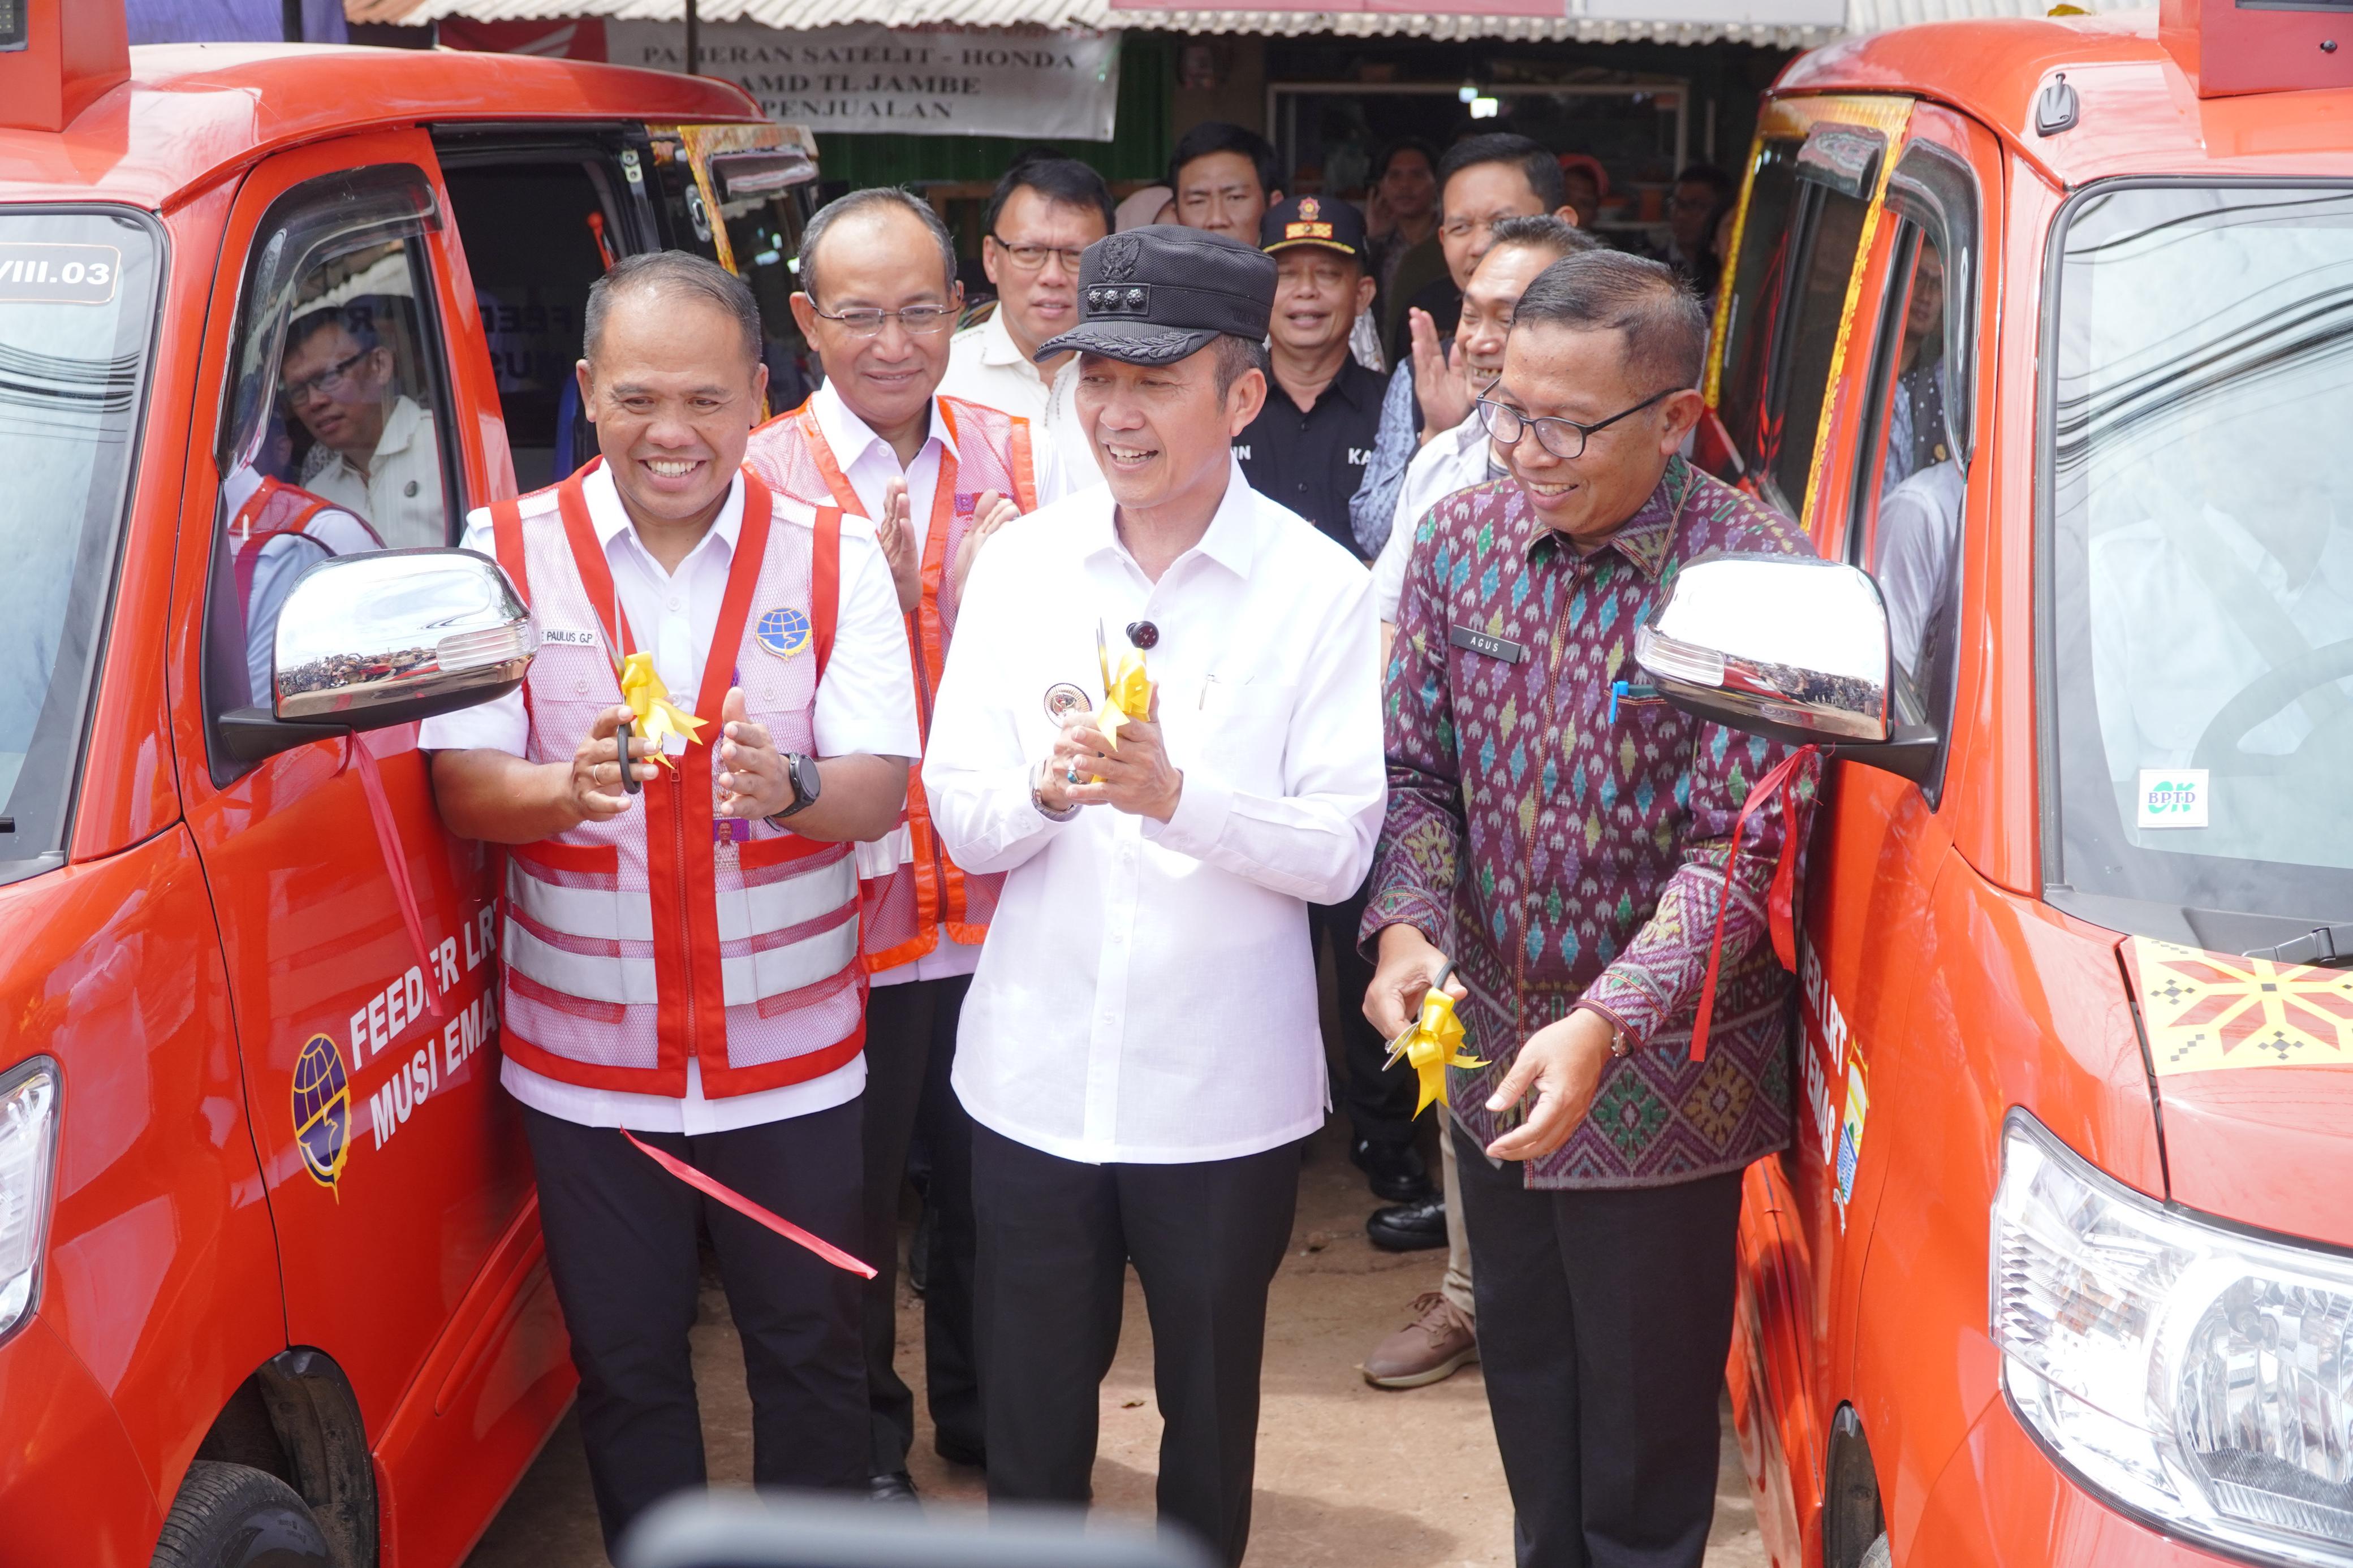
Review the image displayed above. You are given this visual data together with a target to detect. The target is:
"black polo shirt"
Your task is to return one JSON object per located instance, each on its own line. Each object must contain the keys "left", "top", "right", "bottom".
{"left": 1234, "top": 353, "right": 1387, "bottom": 561}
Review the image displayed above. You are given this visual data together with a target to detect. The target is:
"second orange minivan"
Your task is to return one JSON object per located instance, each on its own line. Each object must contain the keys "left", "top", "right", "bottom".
{"left": 1642, "top": 6, "right": 2353, "bottom": 1566}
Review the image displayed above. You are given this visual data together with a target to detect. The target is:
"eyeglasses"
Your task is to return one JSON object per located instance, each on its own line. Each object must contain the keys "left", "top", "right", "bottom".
{"left": 808, "top": 304, "right": 957, "bottom": 338}
{"left": 989, "top": 236, "right": 1087, "bottom": 274}
{"left": 281, "top": 347, "right": 372, "bottom": 403}
{"left": 1475, "top": 388, "right": 1677, "bottom": 460}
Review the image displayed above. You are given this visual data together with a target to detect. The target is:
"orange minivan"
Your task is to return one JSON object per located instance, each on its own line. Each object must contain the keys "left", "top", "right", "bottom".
{"left": 0, "top": 11, "right": 816, "bottom": 1564}
{"left": 1640, "top": 6, "right": 2353, "bottom": 1566}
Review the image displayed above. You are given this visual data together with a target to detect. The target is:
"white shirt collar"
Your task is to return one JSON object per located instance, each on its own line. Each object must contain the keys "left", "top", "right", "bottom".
{"left": 980, "top": 306, "right": 1029, "bottom": 369}
{"left": 1084, "top": 456, "right": 1261, "bottom": 582}
{"left": 812, "top": 379, "right": 959, "bottom": 470}
{"left": 581, "top": 460, "right": 745, "bottom": 565}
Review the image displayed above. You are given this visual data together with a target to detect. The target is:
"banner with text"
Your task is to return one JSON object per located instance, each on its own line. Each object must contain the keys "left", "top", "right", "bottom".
{"left": 604, "top": 22, "right": 1121, "bottom": 141}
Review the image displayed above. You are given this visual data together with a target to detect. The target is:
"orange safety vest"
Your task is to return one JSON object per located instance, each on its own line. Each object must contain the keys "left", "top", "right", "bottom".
{"left": 743, "top": 395, "right": 1038, "bottom": 974}
{"left": 229, "top": 475, "right": 383, "bottom": 619}
{"left": 486, "top": 464, "right": 864, "bottom": 1099}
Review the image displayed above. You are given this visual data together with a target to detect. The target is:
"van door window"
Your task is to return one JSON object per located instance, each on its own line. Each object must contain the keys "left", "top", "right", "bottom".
{"left": 1716, "top": 127, "right": 1880, "bottom": 521}
{"left": 1716, "top": 136, "right": 1802, "bottom": 480}
{"left": 438, "top": 153, "right": 633, "bottom": 489}
{"left": 647, "top": 129, "right": 820, "bottom": 408}
{"left": 205, "top": 165, "right": 461, "bottom": 741}
{"left": 1854, "top": 224, "right": 1964, "bottom": 753}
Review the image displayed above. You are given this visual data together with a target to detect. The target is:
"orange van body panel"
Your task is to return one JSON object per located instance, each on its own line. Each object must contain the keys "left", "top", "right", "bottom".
{"left": 0, "top": 43, "right": 778, "bottom": 1566}
{"left": 0, "top": 830, "right": 281, "bottom": 1524}
{"left": 1718, "top": 16, "right": 2353, "bottom": 1566}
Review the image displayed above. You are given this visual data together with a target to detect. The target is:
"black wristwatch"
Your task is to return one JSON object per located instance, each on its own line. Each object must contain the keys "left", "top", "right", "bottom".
{"left": 770, "top": 753, "right": 822, "bottom": 821}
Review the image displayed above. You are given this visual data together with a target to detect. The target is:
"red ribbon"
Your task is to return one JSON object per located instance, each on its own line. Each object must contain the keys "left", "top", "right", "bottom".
{"left": 622, "top": 1129, "right": 877, "bottom": 1278}
{"left": 348, "top": 731, "right": 449, "bottom": 1027}
{"left": 1687, "top": 744, "right": 1820, "bottom": 1062}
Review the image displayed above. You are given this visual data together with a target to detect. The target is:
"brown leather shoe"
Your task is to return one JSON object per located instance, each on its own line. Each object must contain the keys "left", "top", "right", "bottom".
{"left": 1361, "top": 1291, "right": 1477, "bottom": 1389}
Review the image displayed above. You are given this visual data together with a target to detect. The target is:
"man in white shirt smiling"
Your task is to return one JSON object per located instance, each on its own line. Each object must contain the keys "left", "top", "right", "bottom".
{"left": 924, "top": 225, "right": 1385, "bottom": 1567}
{"left": 418, "top": 252, "right": 917, "bottom": 1550}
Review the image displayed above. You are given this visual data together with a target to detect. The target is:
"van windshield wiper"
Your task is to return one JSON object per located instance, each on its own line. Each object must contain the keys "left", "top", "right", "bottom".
{"left": 2243, "top": 924, "right": 2353, "bottom": 969}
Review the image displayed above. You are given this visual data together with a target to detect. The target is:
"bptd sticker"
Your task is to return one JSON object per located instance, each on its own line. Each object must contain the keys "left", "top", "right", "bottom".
{"left": 2137, "top": 768, "right": 2209, "bottom": 830}
{"left": 292, "top": 1033, "right": 352, "bottom": 1193}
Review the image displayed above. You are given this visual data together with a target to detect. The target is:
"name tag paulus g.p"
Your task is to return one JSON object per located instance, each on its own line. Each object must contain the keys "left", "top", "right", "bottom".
{"left": 1449, "top": 625, "right": 1527, "bottom": 664}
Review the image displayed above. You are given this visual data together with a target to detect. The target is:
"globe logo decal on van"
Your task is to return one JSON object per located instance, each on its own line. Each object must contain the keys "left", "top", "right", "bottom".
{"left": 292, "top": 1033, "right": 351, "bottom": 1191}
{"left": 756, "top": 606, "right": 810, "bottom": 660}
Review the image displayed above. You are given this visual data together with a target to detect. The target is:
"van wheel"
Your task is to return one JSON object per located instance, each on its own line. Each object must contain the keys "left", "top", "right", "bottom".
{"left": 152, "top": 1461, "right": 333, "bottom": 1568}
{"left": 1860, "top": 1533, "right": 1892, "bottom": 1568}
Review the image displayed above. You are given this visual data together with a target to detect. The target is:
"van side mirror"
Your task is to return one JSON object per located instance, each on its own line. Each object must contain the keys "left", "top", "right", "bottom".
{"left": 1633, "top": 553, "right": 1937, "bottom": 781}
{"left": 219, "top": 548, "right": 537, "bottom": 762}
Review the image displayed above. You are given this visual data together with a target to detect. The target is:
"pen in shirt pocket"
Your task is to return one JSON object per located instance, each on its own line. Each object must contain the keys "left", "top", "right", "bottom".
{"left": 1608, "top": 679, "right": 1658, "bottom": 723}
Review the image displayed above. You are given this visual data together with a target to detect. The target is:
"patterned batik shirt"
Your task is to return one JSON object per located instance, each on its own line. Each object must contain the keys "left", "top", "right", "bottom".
{"left": 1363, "top": 455, "right": 1818, "bottom": 1189}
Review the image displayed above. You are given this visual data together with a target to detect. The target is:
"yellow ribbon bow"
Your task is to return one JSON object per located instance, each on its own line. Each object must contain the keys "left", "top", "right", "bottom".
{"left": 1398, "top": 990, "right": 1485, "bottom": 1117}
{"left": 618, "top": 651, "right": 706, "bottom": 769}
{"left": 1093, "top": 648, "right": 1154, "bottom": 749}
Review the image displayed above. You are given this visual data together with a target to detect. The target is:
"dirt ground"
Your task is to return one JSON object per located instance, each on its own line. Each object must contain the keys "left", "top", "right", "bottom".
{"left": 464, "top": 1115, "right": 1766, "bottom": 1568}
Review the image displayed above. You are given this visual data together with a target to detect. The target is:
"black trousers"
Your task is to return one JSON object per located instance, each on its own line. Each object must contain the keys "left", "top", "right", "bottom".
{"left": 521, "top": 1100, "right": 868, "bottom": 1554}
{"left": 1451, "top": 1120, "right": 1744, "bottom": 1568}
{"left": 860, "top": 974, "right": 982, "bottom": 1475}
{"left": 971, "top": 1124, "right": 1299, "bottom": 1568}
{"left": 1312, "top": 880, "right": 1416, "bottom": 1147}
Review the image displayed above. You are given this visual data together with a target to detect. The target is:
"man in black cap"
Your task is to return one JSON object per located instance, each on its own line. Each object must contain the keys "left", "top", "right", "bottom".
{"left": 922, "top": 225, "right": 1385, "bottom": 1566}
{"left": 1236, "top": 195, "right": 1427, "bottom": 1215}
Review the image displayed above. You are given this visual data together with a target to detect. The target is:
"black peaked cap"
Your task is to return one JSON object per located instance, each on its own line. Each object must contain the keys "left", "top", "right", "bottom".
{"left": 1035, "top": 224, "right": 1277, "bottom": 366}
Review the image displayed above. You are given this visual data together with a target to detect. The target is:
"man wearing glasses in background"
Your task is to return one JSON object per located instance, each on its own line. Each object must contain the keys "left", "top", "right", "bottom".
{"left": 1364, "top": 250, "right": 1814, "bottom": 1567}
{"left": 943, "top": 155, "right": 1115, "bottom": 483}
{"left": 279, "top": 301, "right": 445, "bottom": 548}
{"left": 1350, "top": 135, "right": 1578, "bottom": 568}
{"left": 748, "top": 186, "right": 1071, "bottom": 1504}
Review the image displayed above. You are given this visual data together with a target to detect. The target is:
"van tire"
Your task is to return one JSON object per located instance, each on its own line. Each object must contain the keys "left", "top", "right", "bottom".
{"left": 151, "top": 1461, "right": 334, "bottom": 1568}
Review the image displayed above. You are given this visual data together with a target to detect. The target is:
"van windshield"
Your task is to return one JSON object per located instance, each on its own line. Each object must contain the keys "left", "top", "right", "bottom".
{"left": 2045, "top": 184, "right": 2353, "bottom": 949}
{"left": 0, "top": 209, "right": 161, "bottom": 883}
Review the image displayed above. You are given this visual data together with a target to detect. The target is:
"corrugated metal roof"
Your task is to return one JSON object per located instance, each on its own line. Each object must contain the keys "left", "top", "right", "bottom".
{"left": 347, "top": 0, "right": 2138, "bottom": 47}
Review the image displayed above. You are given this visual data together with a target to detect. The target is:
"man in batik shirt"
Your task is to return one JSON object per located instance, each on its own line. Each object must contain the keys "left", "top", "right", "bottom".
{"left": 1361, "top": 250, "right": 1816, "bottom": 1568}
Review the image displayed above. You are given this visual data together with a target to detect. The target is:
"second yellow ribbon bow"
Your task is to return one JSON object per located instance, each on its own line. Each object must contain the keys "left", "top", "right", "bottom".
{"left": 618, "top": 651, "right": 707, "bottom": 770}
{"left": 1094, "top": 647, "right": 1154, "bottom": 748}
{"left": 1393, "top": 983, "right": 1486, "bottom": 1117}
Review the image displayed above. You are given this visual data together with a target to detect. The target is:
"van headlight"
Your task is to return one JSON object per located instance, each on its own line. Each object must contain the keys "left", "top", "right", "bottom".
{"left": 0, "top": 1057, "right": 59, "bottom": 1343}
{"left": 1992, "top": 1109, "right": 2353, "bottom": 1567}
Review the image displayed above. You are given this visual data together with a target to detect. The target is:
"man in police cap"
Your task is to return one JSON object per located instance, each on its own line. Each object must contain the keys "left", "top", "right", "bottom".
{"left": 923, "top": 227, "right": 1385, "bottom": 1565}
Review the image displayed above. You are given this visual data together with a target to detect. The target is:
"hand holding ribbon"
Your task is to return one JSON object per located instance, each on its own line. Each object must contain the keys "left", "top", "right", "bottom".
{"left": 618, "top": 651, "right": 707, "bottom": 770}
{"left": 1390, "top": 986, "right": 1486, "bottom": 1117}
{"left": 1093, "top": 647, "right": 1154, "bottom": 750}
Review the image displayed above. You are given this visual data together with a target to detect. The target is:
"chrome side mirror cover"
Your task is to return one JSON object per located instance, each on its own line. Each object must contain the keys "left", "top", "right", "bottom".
{"left": 1634, "top": 552, "right": 1937, "bottom": 780}
{"left": 219, "top": 548, "right": 536, "bottom": 762}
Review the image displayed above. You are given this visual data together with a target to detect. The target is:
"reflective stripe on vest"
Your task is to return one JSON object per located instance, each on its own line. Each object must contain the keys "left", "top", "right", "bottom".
{"left": 486, "top": 464, "right": 863, "bottom": 1099}
{"left": 742, "top": 395, "right": 1031, "bottom": 971}
{"left": 230, "top": 476, "right": 382, "bottom": 620}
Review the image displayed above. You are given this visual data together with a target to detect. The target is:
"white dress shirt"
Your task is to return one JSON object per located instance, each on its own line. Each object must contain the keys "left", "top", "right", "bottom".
{"left": 923, "top": 459, "right": 1385, "bottom": 1165}
{"left": 1372, "top": 409, "right": 1499, "bottom": 624}
{"left": 417, "top": 462, "right": 920, "bottom": 1133}
{"left": 810, "top": 378, "right": 1073, "bottom": 988}
{"left": 305, "top": 394, "right": 447, "bottom": 550}
{"left": 1873, "top": 458, "right": 1964, "bottom": 683}
{"left": 939, "top": 309, "right": 1102, "bottom": 486}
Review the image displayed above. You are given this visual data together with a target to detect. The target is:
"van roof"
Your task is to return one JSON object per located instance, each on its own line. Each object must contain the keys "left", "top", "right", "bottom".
{"left": 1776, "top": 9, "right": 2353, "bottom": 184}
{"left": 0, "top": 44, "right": 765, "bottom": 212}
